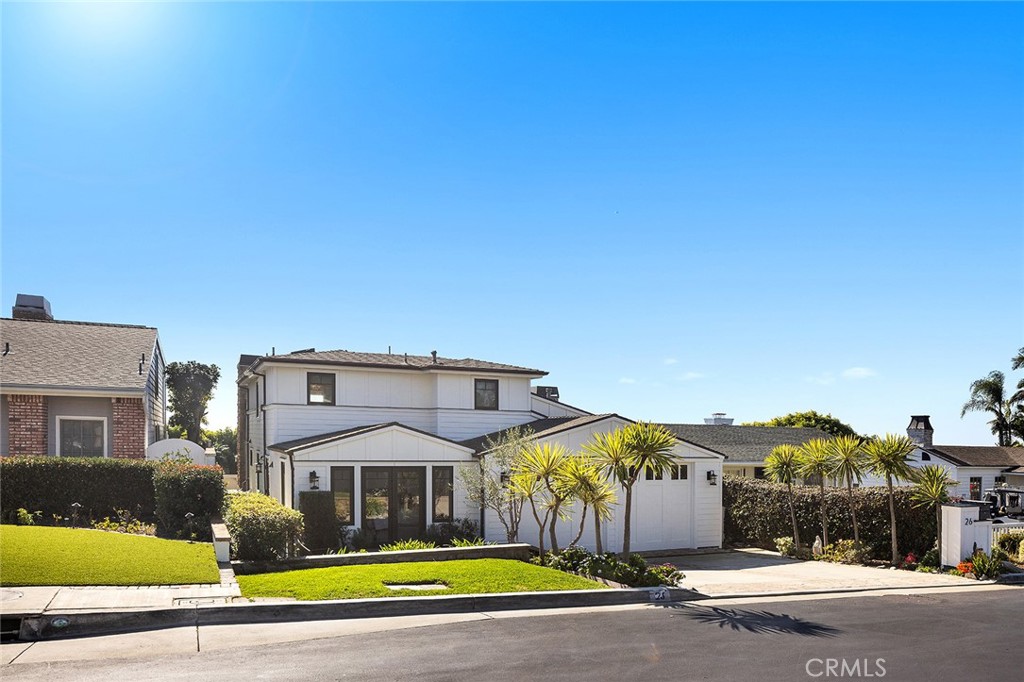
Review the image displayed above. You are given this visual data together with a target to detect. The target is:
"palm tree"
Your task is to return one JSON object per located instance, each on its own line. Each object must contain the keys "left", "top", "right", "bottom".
{"left": 961, "top": 370, "right": 1017, "bottom": 446}
{"left": 584, "top": 422, "right": 678, "bottom": 556}
{"left": 1012, "top": 347, "right": 1024, "bottom": 371}
{"left": 910, "top": 464, "right": 955, "bottom": 562}
{"left": 828, "top": 435, "right": 866, "bottom": 546}
{"left": 863, "top": 434, "right": 916, "bottom": 564}
{"left": 764, "top": 444, "right": 803, "bottom": 549}
{"left": 515, "top": 442, "right": 571, "bottom": 554}
{"left": 619, "top": 422, "right": 679, "bottom": 556}
{"left": 798, "top": 438, "right": 834, "bottom": 547}
{"left": 558, "top": 456, "right": 617, "bottom": 550}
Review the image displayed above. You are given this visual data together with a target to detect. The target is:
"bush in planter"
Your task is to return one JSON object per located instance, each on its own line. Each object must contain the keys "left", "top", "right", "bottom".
{"left": 225, "top": 492, "right": 304, "bottom": 561}
{"left": 298, "top": 491, "right": 339, "bottom": 554}
{"left": 544, "top": 546, "right": 682, "bottom": 587}
{"left": 153, "top": 462, "right": 225, "bottom": 540}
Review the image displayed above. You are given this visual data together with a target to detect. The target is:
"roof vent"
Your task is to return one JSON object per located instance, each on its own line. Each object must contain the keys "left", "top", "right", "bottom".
{"left": 12, "top": 294, "right": 53, "bottom": 321}
{"left": 704, "top": 412, "right": 734, "bottom": 426}
{"left": 289, "top": 348, "right": 315, "bottom": 355}
{"left": 534, "top": 386, "right": 560, "bottom": 402}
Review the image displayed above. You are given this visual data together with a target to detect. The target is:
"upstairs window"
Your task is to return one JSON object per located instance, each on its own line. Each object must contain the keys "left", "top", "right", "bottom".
{"left": 474, "top": 379, "right": 498, "bottom": 410}
{"left": 307, "top": 372, "right": 336, "bottom": 405}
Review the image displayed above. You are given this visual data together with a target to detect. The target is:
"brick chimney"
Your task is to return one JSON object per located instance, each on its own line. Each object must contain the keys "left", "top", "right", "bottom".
{"left": 12, "top": 294, "right": 53, "bottom": 321}
{"left": 907, "top": 415, "right": 934, "bottom": 448}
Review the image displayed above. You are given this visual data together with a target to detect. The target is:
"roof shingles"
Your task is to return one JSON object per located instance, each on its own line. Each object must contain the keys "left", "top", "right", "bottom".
{"left": 250, "top": 349, "right": 546, "bottom": 376}
{"left": 0, "top": 318, "right": 157, "bottom": 392}
{"left": 660, "top": 424, "right": 831, "bottom": 463}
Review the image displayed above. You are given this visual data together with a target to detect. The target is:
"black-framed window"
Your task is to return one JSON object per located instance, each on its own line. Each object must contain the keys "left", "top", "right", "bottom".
{"left": 331, "top": 466, "right": 354, "bottom": 525}
{"left": 474, "top": 379, "right": 498, "bottom": 410}
{"left": 432, "top": 466, "right": 453, "bottom": 521}
{"left": 969, "top": 477, "right": 982, "bottom": 501}
{"left": 753, "top": 467, "right": 765, "bottom": 480}
{"left": 995, "top": 476, "right": 1006, "bottom": 484}
{"left": 645, "top": 467, "right": 664, "bottom": 481}
{"left": 307, "top": 372, "right": 336, "bottom": 405}
{"left": 58, "top": 418, "right": 105, "bottom": 457}
{"left": 670, "top": 464, "right": 689, "bottom": 480}
{"left": 921, "top": 452, "right": 931, "bottom": 461}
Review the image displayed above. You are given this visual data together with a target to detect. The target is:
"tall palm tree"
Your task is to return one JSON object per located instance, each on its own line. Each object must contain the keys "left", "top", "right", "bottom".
{"left": 910, "top": 464, "right": 955, "bottom": 562}
{"left": 764, "top": 444, "right": 803, "bottom": 549}
{"left": 1012, "top": 347, "right": 1024, "bottom": 371}
{"left": 798, "top": 438, "right": 834, "bottom": 547}
{"left": 863, "top": 434, "right": 916, "bottom": 564}
{"left": 619, "top": 422, "right": 679, "bottom": 556}
{"left": 961, "top": 370, "right": 1017, "bottom": 446}
{"left": 515, "top": 442, "right": 571, "bottom": 554}
{"left": 828, "top": 435, "right": 866, "bottom": 546}
{"left": 508, "top": 471, "right": 548, "bottom": 556}
{"left": 583, "top": 429, "right": 631, "bottom": 553}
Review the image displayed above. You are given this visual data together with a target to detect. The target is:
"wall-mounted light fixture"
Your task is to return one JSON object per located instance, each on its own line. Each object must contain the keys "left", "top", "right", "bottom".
{"left": 706, "top": 470, "right": 718, "bottom": 486}
{"left": 309, "top": 470, "right": 320, "bottom": 490}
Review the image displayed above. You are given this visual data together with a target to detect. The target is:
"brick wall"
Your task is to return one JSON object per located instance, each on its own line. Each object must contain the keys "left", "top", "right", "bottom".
{"left": 7, "top": 394, "right": 48, "bottom": 455}
{"left": 112, "top": 397, "right": 146, "bottom": 459}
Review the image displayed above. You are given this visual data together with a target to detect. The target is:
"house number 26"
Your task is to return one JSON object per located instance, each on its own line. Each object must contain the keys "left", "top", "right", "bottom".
{"left": 964, "top": 518, "right": 974, "bottom": 526}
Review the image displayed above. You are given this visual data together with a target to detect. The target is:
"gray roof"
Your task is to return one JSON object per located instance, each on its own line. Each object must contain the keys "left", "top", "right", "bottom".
{"left": 659, "top": 423, "right": 831, "bottom": 463}
{"left": 247, "top": 349, "right": 546, "bottom": 376}
{"left": 268, "top": 422, "right": 471, "bottom": 454}
{"left": 925, "top": 445, "right": 1024, "bottom": 469}
{"left": 459, "top": 414, "right": 621, "bottom": 454}
{"left": 0, "top": 318, "right": 158, "bottom": 393}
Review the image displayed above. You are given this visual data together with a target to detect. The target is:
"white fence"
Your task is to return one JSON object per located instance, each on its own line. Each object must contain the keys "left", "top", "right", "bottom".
{"left": 990, "top": 521, "right": 1024, "bottom": 549}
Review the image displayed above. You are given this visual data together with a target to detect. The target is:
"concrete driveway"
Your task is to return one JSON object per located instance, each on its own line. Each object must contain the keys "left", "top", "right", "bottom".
{"left": 648, "top": 548, "right": 975, "bottom": 598}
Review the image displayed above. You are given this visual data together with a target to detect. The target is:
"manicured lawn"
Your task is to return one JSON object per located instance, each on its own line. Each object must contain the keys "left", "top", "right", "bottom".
{"left": 237, "top": 559, "right": 608, "bottom": 600}
{"left": 0, "top": 525, "right": 220, "bottom": 586}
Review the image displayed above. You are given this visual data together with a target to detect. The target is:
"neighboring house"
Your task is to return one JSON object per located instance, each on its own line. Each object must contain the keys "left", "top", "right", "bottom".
{"left": 0, "top": 294, "right": 166, "bottom": 458}
{"left": 236, "top": 348, "right": 724, "bottom": 552}
{"left": 860, "top": 415, "right": 1024, "bottom": 498}
{"left": 660, "top": 413, "right": 831, "bottom": 479}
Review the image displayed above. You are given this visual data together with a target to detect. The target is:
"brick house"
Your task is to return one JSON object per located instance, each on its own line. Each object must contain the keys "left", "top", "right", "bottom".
{"left": 0, "top": 295, "right": 167, "bottom": 459}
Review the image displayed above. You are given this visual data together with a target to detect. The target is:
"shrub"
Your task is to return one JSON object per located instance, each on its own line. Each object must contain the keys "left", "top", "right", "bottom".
{"left": 774, "top": 536, "right": 795, "bottom": 556}
{"left": 995, "top": 529, "right": 1024, "bottom": 557}
{"left": 299, "top": 491, "right": 339, "bottom": 554}
{"left": 0, "top": 456, "right": 158, "bottom": 524}
{"left": 957, "top": 561, "right": 974, "bottom": 576}
{"left": 424, "top": 518, "right": 480, "bottom": 546}
{"left": 544, "top": 546, "right": 681, "bottom": 587}
{"left": 91, "top": 508, "right": 156, "bottom": 536}
{"left": 723, "top": 476, "right": 937, "bottom": 560}
{"left": 349, "top": 527, "right": 376, "bottom": 552}
{"left": 970, "top": 551, "right": 1002, "bottom": 580}
{"left": 15, "top": 508, "right": 40, "bottom": 526}
{"left": 225, "top": 492, "right": 304, "bottom": 561}
{"left": 452, "top": 536, "right": 486, "bottom": 547}
{"left": 153, "top": 462, "right": 225, "bottom": 540}
{"left": 379, "top": 539, "right": 437, "bottom": 552}
{"left": 818, "top": 540, "right": 867, "bottom": 565}
{"left": 919, "top": 547, "right": 940, "bottom": 568}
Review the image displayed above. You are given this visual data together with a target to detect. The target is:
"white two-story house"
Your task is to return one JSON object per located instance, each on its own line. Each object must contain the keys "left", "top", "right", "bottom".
{"left": 236, "top": 348, "right": 723, "bottom": 552}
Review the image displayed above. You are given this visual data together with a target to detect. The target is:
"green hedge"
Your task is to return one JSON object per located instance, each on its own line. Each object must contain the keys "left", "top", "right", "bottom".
{"left": 225, "top": 492, "right": 304, "bottom": 561}
{"left": 298, "top": 490, "right": 338, "bottom": 554}
{"left": 723, "top": 476, "right": 937, "bottom": 559}
{"left": 0, "top": 456, "right": 158, "bottom": 523}
{"left": 154, "top": 463, "right": 226, "bottom": 541}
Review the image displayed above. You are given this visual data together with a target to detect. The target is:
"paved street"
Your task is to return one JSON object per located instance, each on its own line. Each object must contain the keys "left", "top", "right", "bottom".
{"left": 3, "top": 587, "right": 1020, "bottom": 681}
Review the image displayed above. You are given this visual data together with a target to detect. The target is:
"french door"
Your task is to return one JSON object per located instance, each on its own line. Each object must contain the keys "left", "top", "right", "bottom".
{"left": 361, "top": 467, "right": 426, "bottom": 546}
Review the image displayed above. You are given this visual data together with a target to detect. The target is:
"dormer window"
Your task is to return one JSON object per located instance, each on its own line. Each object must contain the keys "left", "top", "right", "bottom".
{"left": 474, "top": 379, "right": 498, "bottom": 410}
{"left": 307, "top": 372, "right": 336, "bottom": 405}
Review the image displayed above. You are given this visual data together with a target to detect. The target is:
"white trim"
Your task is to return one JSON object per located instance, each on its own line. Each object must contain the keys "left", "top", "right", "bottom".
{"left": 56, "top": 415, "right": 109, "bottom": 458}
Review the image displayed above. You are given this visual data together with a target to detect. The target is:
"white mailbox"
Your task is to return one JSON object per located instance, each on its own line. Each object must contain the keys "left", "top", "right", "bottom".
{"left": 941, "top": 503, "right": 992, "bottom": 568}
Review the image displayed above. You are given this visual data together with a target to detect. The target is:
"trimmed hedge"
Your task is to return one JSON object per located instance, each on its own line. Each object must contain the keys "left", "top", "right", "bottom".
{"left": 225, "top": 492, "right": 304, "bottom": 561}
{"left": 154, "top": 463, "right": 226, "bottom": 541}
{"left": 723, "top": 476, "right": 937, "bottom": 559}
{"left": 298, "top": 490, "right": 338, "bottom": 553}
{"left": 0, "top": 456, "right": 158, "bottom": 523}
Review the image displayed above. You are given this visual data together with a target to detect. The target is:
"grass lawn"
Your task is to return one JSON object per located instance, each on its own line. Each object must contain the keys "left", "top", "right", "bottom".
{"left": 0, "top": 525, "right": 220, "bottom": 586}
{"left": 237, "top": 558, "right": 608, "bottom": 600}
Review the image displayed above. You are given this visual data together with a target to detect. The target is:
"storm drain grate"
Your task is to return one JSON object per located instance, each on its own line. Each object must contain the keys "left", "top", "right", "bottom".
{"left": 0, "top": 617, "right": 23, "bottom": 643}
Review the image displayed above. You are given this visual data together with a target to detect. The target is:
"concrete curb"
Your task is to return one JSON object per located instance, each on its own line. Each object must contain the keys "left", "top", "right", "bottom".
{"left": 16, "top": 586, "right": 696, "bottom": 641}
{"left": 680, "top": 578, "right": 1004, "bottom": 602}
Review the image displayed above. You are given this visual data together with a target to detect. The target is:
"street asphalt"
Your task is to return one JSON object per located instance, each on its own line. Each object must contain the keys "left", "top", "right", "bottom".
{"left": 2, "top": 586, "right": 1020, "bottom": 681}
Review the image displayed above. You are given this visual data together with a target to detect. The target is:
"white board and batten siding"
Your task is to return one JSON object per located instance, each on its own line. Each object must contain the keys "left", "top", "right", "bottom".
{"left": 485, "top": 417, "right": 724, "bottom": 552}
{"left": 275, "top": 425, "right": 477, "bottom": 523}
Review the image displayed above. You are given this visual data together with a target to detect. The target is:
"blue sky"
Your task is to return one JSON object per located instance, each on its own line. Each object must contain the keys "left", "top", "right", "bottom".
{"left": 3, "top": 1, "right": 1022, "bottom": 444}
